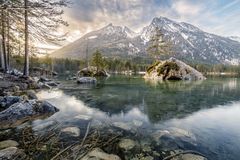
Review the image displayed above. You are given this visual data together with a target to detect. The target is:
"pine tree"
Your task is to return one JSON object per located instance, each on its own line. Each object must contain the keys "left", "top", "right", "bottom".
{"left": 91, "top": 50, "right": 105, "bottom": 72}
{"left": 147, "top": 27, "right": 173, "bottom": 60}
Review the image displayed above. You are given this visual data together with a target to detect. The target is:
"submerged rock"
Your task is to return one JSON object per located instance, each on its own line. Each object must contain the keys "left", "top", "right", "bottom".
{"left": 170, "top": 153, "right": 207, "bottom": 160}
{"left": 61, "top": 127, "right": 80, "bottom": 137}
{"left": 168, "top": 127, "right": 196, "bottom": 140}
{"left": 82, "top": 148, "right": 121, "bottom": 160}
{"left": 39, "top": 77, "right": 51, "bottom": 83}
{"left": 26, "top": 90, "right": 38, "bottom": 99}
{"left": 151, "top": 128, "right": 197, "bottom": 150}
{"left": 113, "top": 122, "right": 132, "bottom": 131}
{"left": 119, "top": 138, "right": 137, "bottom": 151}
{"left": 46, "top": 81, "right": 59, "bottom": 87}
{"left": 144, "top": 58, "right": 206, "bottom": 81}
{"left": 0, "top": 140, "right": 19, "bottom": 150}
{"left": 132, "top": 120, "right": 143, "bottom": 127}
{"left": 33, "top": 120, "right": 57, "bottom": 131}
{"left": 41, "top": 83, "right": 52, "bottom": 89}
{"left": 152, "top": 128, "right": 196, "bottom": 141}
{"left": 0, "top": 147, "right": 26, "bottom": 159}
{"left": 74, "top": 114, "right": 92, "bottom": 121}
{"left": 132, "top": 155, "right": 154, "bottom": 160}
{"left": 38, "top": 77, "right": 59, "bottom": 89}
{"left": 0, "top": 100, "right": 59, "bottom": 129}
{"left": 77, "top": 77, "right": 97, "bottom": 84}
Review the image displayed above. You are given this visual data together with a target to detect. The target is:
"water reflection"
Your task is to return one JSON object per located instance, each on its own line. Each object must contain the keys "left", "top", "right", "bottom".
{"left": 36, "top": 90, "right": 150, "bottom": 126}
{"left": 34, "top": 76, "right": 240, "bottom": 160}
{"left": 36, "top": 88, "right": 240, "bottom": 160}
{"left": 160, "top": 102, "right": 240, "bottom": 160}
{"left": 62, "top": 76, "right": 240, "bottom": 122}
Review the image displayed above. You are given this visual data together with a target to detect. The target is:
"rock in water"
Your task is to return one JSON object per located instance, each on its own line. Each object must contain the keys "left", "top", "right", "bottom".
{"left": 0, "top": 100, "right": 59, "bottom": 129}
{"left": 144, "top": 57, "right": 206, "bottom": 81}
{"left": 170, "top": 153, "right": 207, "bottom": 160}
{"left": 82, "top": 148, "right": 121, "bottom": 160}
{"left": 61, "top": 127, "right": 80, "bottom": 137}
{"left": 113, "top": 122, "right": 131, "bottom": 131}
{"left": 119, "top": 138, "right": 137, "bottom": 151}
{"left": 78, "top": 66, "right": 109, "bottom": 77}
{"left": 26, "top": 90, "right": 38, "bottom": 99}
{"left": 77, "top": 77, "right": 97, "bottom": 84}
{"left": 0, "top": 147, "right": 26, "bottom": 159}
{"left": 0, "top": 140, "right": 19, "bottom": 150}
{"left": 0, "top": 96, "right": 22, "bottom": 109}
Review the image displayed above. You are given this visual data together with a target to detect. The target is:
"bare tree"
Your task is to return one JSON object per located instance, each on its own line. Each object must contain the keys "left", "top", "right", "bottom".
{"left": 1, "top": 7, "right": 7, "bottom": 72}
{"left": 0, "top": 0, "right": 68, "bottom": 76}
{"left": 23, "top": 0, "right": 29, "bottom": 76}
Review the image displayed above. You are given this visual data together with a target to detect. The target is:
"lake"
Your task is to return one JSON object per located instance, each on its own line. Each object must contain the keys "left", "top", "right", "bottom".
{"left": 34, "top": 75, "right": 240, "bottom": 160}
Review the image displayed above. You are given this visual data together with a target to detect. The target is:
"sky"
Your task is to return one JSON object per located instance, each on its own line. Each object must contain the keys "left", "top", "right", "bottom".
{"left": 60, "top": 0, "right": 240, "bottom": 43}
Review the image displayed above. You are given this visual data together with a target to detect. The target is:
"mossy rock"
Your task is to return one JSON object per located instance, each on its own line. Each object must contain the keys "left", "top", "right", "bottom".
{"left": 157, "top": 62, "right": 180, "bottom": 76}
{"left": 147, "top": 61, "right": 161, "bottom": 74}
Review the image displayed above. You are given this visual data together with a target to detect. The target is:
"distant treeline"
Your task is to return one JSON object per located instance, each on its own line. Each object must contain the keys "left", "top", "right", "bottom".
{"left": 10, "top": 55, "right": 151, "bottom": 74}
{"left": 10, "top": 55, "right": 240, "bottom": 76}
{"left": 189, "top": 63, "right": 240, "bottom": 75}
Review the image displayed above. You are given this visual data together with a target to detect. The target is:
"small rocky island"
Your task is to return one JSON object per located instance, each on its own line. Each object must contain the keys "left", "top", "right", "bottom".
{"left": 76, "top": 66, "right": 109, "bottom": 84}
{"left": 144, "top": 58, "right": 206, "bottom": 81}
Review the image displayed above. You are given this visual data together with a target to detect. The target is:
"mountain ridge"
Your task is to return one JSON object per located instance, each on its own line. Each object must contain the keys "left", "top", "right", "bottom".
{"left": 51, "top": 16, "right": 240, "bottom": 65}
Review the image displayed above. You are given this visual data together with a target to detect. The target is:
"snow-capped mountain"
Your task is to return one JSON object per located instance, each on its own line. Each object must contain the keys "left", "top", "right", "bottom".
{"left": 228, "top": 36, "right": 240, "bottom": 43}
{"left": 51, "top": 17, "right": 240, "bottom": 64}
{"left": 141, "top": 17, "right": 240, "bottom": 64}
{"left": 51, "top": 23, "right": 144, "bottom": 59}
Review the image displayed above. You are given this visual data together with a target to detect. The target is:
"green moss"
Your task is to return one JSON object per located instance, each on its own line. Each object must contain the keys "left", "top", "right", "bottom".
{"left": 157, "top": 62, "right": 180, "bottom": 75}
{"left": 147, "top": 61, "right": 160, "bottom": 73}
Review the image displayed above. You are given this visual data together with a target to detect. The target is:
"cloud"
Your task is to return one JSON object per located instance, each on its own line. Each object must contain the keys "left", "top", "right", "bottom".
{"left": 61, "top": 0, "right": 240, "bottom": 41}
{"left": 171, "top": 0, "right": 202, "bottom": 17}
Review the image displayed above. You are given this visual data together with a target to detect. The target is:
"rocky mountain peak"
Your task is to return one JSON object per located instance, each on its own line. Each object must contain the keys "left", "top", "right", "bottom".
{"left": 51, "top": 17, "right": 240, "bottom": 65}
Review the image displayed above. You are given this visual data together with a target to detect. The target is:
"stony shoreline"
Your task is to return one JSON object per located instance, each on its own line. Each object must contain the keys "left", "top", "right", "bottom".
{"left": 0, "top": 72, "right": 60, "bottom": 159}
{"left": 0, "top": 72, "right": 208, "bottom": 160}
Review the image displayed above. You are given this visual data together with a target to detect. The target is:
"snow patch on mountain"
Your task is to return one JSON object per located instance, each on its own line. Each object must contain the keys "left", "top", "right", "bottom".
{"left": 228, "top": 36, "right": 240, "bottom": 43}
{"left": 51, "top": 16, "right": 240, "bottom": 64}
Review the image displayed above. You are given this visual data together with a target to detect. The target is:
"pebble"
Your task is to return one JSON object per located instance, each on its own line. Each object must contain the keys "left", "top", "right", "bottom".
{"left": 82, "top": 147, "right": 121, "bottom": 160}
{"left": 119, "top": 138, "right": 136, "bottom": 151}
{"left": 113, "top": 122, "right": 131, "bottom": 131}
{"left": 0, "top": 140, "right": 19, "bottom": 150}
{"left": 74, "top": 114, "right": 92, "bottom": 121}
{"left": 61, "top": 127, "right": 80, "bottom": 137}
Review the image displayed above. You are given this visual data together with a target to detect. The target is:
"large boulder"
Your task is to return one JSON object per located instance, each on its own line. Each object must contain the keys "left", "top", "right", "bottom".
{"left": 78, "top": 66, "right": 109, "bottom": 77}
{"left": 0, "top": 96, "right": 22, "bottom": 110}
{"left": 0, "top": 100, "right": 59, "bottom": 129}
{"left": 144, "top": 58, "right": 206, "bottom": 81}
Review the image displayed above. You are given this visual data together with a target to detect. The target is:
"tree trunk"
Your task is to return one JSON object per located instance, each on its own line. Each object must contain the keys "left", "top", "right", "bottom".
{"left": 23, "top": 0, "right": 29, "bottom": 76}
{"left": 0, "top": 38, "right": 4, "bottom": 69}
{"left": 6, "top": 10, "right": 10, "bottom": 69}
{"left": 1, "top": 9, "right": 7, "bottom": 72}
